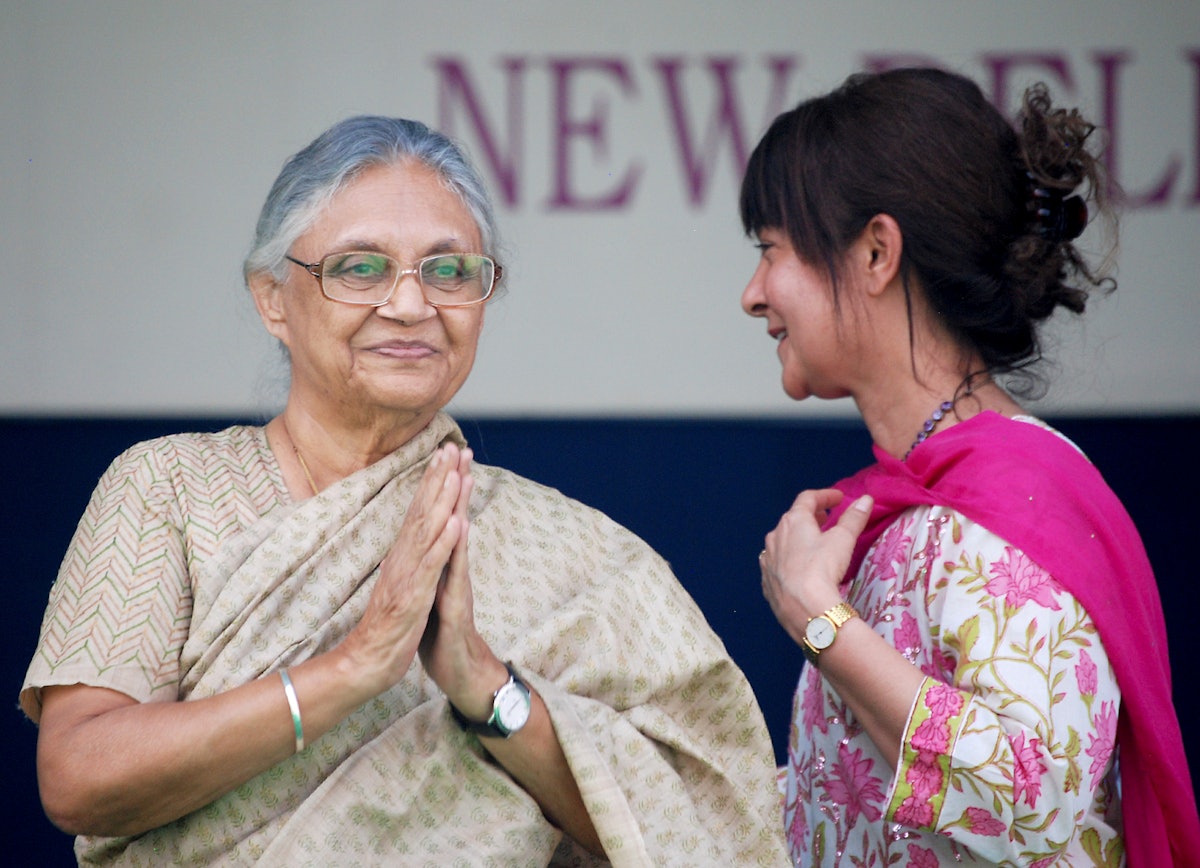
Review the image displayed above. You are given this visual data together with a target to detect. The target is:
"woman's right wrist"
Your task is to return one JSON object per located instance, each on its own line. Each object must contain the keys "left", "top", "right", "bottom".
{"left": 281, "top": 647, "right": 387, "bottom": 744}
{"left": 325, "top": 636, "right": 402, "bottom": 706}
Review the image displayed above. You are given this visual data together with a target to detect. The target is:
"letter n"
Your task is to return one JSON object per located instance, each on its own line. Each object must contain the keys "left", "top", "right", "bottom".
{"left": 432, "top": 57, "right": 526, "bottom": 207}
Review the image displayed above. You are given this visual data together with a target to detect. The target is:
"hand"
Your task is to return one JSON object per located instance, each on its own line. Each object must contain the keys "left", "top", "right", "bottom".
{"left": 337, "top": 444, "right": 468, "bottom": 694}
{"left": 417, "top": 447, "right": 507, "bottom": 718}
{"left": 759, "top": 489, "right": 872, "bottom": 646}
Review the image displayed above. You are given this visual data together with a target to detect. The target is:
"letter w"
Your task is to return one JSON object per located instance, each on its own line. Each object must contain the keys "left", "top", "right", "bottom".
{"left": 654, "top": 56, "right": 799, "bottom": 208}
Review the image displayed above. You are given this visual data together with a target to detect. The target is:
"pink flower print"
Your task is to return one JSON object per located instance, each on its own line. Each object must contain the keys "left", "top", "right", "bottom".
{"left": 786, "top": 797, "right": 809, "bottom": 851}
{"left": 894, "top": 793, "right": 934, "bottom": 828}
{"left": 929, "top": 646, "right": 957, "bottom": 681}
{"left": 821, "top": 742, "right": 885, "bottom": 827}
{"left": 800, "top": 671, "right": 828, "bottom": 735}
{"left": 907, "top": 844, "right": 941, "bottom": 868}
{"left": 963, "top": 806, "right": 1007, "bottom": 837}
{"left": 1076, "top": 649, "right": 1098, "bottom": 697}
{"left": 1085, "top": 700, "right": 1118, "bottom": 789}
{"left": 894, "top": 610, "right": 922, "bottom": 660}
{"left": 984, "top": 546, "right": 1063, "bottom": 610}
{"left": 924, "top": 681, "right": 963, "bottom": 720}
{"left": 911, "top": 717, "right": 951, "bottom": 755}
{"left": 905, "top": 751, "right": 944, "bottom": 800}
{"left": 1011, "top": 731, "right": 1047, "bottom": 808}
{"left": 871, "top": 520, "right": 912, "bottom": 584}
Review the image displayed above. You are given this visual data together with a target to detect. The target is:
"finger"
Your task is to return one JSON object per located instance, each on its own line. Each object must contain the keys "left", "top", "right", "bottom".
{"left": 401, "top": 449, "right": 454, "bottom": 531}
{"left": 835, "top": 494, "right": 874, "bottom": 539}
{"left": 378, "top": 475, "right": 462, "bottom": 593}
{"left": 438, "top": 474, "right": 474, "bottom": 614}
{"left": 791, "top": 487, "right": 845, "bottom": 517}
{"left": 758, "top": 545, "right": 778, "bottom": 581}
{"left": 452, "top": 449, "right": 473, "bottom": 523}
{"left": 402, "top": 448, "right": 464, "bottom": 547}
{"left": 452, "top": 485, "right": 473, "bottom": 561}
{"left": 438, "top": 519, "right": 473, "bottom": 617}
{"left": 456, "top": 445, "right": 473, "bottom": 478}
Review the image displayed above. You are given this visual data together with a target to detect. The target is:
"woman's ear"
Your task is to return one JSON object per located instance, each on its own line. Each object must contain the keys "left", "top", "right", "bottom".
{"left": 248, "top": 271, "right": 290, "bottom": 345}
{"left": 857, "top": 214, "right": 904, "bottom": 297}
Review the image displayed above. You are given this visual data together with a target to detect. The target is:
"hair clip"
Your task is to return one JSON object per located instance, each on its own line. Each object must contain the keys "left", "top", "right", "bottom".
{"left": 1026, "top": 172, "right": 1088, "bottom": 242}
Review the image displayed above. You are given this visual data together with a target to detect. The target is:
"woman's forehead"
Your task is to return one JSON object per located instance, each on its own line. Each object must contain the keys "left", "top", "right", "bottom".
{"left": 304, "top": 162, "right": 482, "bottom": 251}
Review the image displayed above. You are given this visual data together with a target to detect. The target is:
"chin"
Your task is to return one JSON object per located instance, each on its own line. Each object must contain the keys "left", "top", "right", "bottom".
{"left": 782, "top": 377, "right": 846, "bottom": 403}
{"left": 781, "top": 378, "right": 812, "bottom": 402}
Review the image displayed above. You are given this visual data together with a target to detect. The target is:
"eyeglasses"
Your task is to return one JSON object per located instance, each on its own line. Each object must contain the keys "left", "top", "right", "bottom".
{"left": 285, "top": 251, "right": 501, "bottom": 308}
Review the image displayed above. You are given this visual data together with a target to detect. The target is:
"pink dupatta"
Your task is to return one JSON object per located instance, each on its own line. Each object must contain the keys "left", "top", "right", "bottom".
{"left": 828, "top": 412, "right": 1200, "bottom": 867}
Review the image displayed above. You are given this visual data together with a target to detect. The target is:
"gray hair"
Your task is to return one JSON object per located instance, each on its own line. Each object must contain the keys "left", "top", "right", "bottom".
{"left": 243, "top": 116, "right": 499, "bottom": 285}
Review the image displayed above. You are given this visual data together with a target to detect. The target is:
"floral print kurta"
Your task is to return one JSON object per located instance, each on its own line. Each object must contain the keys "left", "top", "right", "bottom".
{"left": 784, "top": 503, "right": 1123, "bottom": 866}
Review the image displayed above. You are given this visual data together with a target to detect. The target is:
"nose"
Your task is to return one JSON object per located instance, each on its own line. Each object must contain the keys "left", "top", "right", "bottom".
{"left": 376, "top": 269, "right": 435, "bottom": 323}
{"left": 741, "top": 259, "right": 769, "bottom": 317}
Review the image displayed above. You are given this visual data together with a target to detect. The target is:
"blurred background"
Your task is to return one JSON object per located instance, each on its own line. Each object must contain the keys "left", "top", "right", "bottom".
{"left": 4, "top": 2, "right": 1197, "bottom": 862}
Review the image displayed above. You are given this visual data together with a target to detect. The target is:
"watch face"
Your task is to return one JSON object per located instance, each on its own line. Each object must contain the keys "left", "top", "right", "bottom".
{"left": 805, "top": 615, "right": 837, "bottom": 650}
{"left": 494, "top": 681, "right": 531, "bottom": 733}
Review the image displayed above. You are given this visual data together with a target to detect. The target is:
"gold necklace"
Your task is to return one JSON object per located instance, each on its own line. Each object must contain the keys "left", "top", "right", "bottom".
{"left": 280, "top": 418, "right": 319, "bottom": 497}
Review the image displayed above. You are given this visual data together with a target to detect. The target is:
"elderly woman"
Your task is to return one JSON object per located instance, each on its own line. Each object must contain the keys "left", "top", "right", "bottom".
{"left": 21, "top": 116, "right": 787, "bottom": 867}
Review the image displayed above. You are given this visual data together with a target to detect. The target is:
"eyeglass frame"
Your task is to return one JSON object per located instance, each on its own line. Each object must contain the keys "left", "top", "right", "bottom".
{"left": 284, "top": 251, "right": 503, "bottom": 308}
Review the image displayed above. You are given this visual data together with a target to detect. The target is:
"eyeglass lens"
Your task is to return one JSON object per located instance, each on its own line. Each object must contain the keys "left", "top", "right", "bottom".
{"left": 320, "top": 252, "right": 495, "bottom": 306}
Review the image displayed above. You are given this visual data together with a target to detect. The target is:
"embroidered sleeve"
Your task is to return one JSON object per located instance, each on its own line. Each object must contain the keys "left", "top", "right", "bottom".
{"left": 883, "top": 511, "right": 1122, "bottom": 864}
{"left": 20, "top": 440, "right": 193, "bottom": 718}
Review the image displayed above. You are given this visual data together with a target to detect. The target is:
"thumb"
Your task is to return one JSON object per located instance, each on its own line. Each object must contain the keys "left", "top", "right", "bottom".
{"left": 836, "top": 494, "right": 874, "bottom": 539}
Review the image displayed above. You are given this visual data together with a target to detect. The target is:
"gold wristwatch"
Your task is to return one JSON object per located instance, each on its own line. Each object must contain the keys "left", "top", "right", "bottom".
{"left": 802, "top": 602, "right": 859, "bottom": 665}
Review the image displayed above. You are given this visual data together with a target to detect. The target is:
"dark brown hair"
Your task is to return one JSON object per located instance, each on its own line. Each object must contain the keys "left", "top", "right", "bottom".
{"left": 739, "top": 67, "right": 1113, "bottom": 392}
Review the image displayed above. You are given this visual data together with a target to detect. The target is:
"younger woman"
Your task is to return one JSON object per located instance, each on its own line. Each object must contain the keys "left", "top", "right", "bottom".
{"left": 743, "top": 67, "right": 1200, "bottom": 866}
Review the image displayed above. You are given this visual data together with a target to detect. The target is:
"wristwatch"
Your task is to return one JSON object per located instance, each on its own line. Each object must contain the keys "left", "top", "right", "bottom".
{"left": 449, "top": 661, "right": 532, "bottom": 738}
{"left": 802, "top": 602, "right": 859, "bottom": 665}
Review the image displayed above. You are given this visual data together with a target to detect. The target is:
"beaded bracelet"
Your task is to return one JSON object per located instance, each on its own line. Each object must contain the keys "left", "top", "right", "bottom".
{"left": 279, "top": 668, "right": 305, "bottom": 753}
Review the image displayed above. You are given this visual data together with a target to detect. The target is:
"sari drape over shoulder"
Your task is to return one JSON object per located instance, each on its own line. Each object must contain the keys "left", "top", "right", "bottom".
{"left": 23, "top": 412, "right": 787, "bottom": 867}
{"left": 829, "top": 412, "right": 1200, "bottom": 867}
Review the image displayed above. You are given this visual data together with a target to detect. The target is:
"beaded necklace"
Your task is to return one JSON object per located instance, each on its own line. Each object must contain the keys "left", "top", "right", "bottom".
{"left": 904, "top": 377, "right": 986, "bottom": 460}
{"left": 904, "top": 400, "right": 955, "bottom": 460}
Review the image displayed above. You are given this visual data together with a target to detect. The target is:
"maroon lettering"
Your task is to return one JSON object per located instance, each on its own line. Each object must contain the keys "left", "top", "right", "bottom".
{"left": 1093, "top": 51, "right": 1180, "bottom": 208}
{"left": 431, "top": 50, "right": 1194, "bottom": 214}
{"left": 1184, "top": 48, "right": 1200, "bottom": 206}
{"left": 860, "top": 53, "right": 944, "bottom": 74}
{"left": 654, "top": 55, "right": 800, "bottom": 208}
{"left": 433, "top": 57, "right": 527, "bottom": 207}
{"left": 547, "top": 57, "right": 642, "bottom": 210}
{"left": 979, "top": 52, "right": 1074, "bottom": 111}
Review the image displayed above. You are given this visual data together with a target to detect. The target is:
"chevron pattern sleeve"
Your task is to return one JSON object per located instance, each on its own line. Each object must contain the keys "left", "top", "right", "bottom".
{"left": 20, "top": 426, "right": 285, "bottom": 722}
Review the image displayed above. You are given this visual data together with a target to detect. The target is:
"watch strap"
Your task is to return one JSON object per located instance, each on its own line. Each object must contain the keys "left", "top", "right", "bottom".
{"left": 801, "top": 602, "right": 859, "bottom": 665}
{"left": 449, "top": 661, "right": 530, "bottom": 738}
{"left": 823, "top": 601, "right": 859, "bottom": 629}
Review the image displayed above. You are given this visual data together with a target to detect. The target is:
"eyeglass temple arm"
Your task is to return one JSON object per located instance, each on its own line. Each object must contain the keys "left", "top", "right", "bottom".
{"left": 284, "top": 254, "right": 322, "bottom": 279}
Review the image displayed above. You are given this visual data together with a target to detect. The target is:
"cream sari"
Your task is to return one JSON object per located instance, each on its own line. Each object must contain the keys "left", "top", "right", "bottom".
{"left": 24, "top": 413, "right": 787, "bottom": 866}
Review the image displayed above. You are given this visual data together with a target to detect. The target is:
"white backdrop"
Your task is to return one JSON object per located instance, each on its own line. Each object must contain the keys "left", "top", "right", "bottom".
{"left": 3, "top": 1, "right": 1197, "bottom": 417}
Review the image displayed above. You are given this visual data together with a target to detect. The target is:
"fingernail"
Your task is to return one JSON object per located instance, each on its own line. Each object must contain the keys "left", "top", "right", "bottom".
{"left": 853, "top": 494, "right": 873, "bottom": 512}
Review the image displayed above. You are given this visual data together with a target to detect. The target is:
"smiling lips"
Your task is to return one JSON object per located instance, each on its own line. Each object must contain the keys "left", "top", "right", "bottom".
{"left": 367, "top": 340, "right": 437, "bottom": 359}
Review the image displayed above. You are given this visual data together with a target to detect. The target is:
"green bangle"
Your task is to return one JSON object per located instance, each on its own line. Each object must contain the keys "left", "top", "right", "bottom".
{"left": 279, "top": 668, "right": 305, "bottom": 753}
